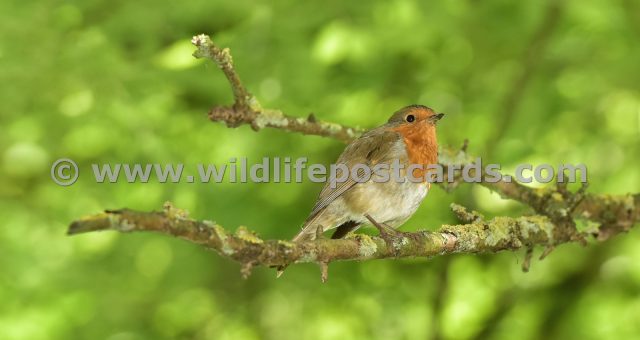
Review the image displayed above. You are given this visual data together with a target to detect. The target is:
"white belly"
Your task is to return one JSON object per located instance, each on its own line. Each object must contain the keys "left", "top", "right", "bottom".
{"left": 344, "top": 180, "right": 429, "bottom": 228}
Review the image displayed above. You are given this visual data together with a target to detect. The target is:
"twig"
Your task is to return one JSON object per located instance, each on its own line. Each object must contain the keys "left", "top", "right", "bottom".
{"left": 192, "top": 34, "right": 253, "bottom": 110}
{"left": 191, "top": 34, "right": 362, "bottom": 143}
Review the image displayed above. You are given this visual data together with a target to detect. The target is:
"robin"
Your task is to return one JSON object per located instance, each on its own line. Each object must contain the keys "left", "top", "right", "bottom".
{"left": 292, "top": 104, "right": 444, "bottom": 242}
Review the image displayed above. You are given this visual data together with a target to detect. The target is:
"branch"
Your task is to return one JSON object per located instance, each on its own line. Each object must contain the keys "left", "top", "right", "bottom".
{"left": 69, "top": 203, "right": 588, "bottom": 270}
{"left": 67, "top": 34, "right": 640, "bottom": 280}
{"left": 191, "top": 34, "right": 363, "bottom": 143}
{"left": 68, "top": 192, "right": 638, "bottom": 279}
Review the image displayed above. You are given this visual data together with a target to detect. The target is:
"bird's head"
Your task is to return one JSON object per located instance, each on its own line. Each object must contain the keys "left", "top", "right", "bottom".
{"left": 387, "top": 104, "right": 444, "bottom": 130}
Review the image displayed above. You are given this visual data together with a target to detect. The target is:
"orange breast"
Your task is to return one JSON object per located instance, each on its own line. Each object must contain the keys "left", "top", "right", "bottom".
{"left": 391, "top": 123, "right": 438, "bottom": 182}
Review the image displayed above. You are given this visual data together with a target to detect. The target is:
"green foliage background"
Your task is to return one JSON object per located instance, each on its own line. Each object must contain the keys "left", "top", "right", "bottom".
{"left": 1, "top": 0, "right": 639, "bottom": 339}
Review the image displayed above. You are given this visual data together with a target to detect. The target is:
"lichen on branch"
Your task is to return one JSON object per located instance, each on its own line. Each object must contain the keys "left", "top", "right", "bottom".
{"left": 69, "top": 203, "right": 587, "bottom": 273}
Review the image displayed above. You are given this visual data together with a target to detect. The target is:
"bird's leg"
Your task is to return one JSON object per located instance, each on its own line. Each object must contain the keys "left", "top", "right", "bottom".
{"left": 364, "top": 214, "right": 405, "bottom": 245}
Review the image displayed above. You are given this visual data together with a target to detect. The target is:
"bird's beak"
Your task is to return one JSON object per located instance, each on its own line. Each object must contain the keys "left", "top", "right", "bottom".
{"left": 429, "top": 113, "right": 445, "bottom": 123}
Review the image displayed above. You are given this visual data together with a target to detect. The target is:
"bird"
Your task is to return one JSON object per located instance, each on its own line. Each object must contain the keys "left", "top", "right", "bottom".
{"left": 292, "top": 104, "right": 444, "bottom": 242}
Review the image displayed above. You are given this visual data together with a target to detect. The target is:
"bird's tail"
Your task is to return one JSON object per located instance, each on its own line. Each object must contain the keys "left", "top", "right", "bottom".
{"left": 291, "top": 210, "right": 325, "bottom": 242}
{"left": 291, "top": 221, "right": 318, "bottom": 243}
{"left": 276, "top": 213, "right": 324, "bottom": 277}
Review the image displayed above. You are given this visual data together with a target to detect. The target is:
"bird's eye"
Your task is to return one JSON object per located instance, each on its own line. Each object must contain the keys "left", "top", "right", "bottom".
{"left": 405, "top": 114, "right": 416, "bottom": 123}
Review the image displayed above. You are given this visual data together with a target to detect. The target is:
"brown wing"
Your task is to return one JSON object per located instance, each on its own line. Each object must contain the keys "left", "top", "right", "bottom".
{"left": 302, "top": 128, "right": 401, "bottom": 227}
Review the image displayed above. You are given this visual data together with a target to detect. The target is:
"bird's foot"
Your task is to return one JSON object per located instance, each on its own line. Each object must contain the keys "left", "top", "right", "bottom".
{"left": 364, "top": 214, "right": 406, "bottom": 246}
